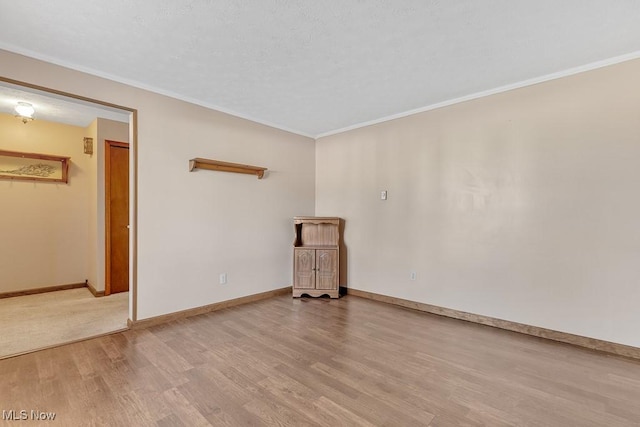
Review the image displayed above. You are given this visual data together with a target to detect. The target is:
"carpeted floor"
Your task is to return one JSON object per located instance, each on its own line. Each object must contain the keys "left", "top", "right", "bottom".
{"left": 0, "top": 287, "right": 128, "bottom": 359}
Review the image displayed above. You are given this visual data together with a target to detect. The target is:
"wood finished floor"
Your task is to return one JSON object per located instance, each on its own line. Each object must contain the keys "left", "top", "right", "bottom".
{"left": 1, "top": 295, "right": 640, "bottom": 426}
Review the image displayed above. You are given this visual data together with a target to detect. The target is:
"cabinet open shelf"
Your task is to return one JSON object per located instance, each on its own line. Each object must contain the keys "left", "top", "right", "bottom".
{"left": 293, "top": 216, "right": 341, "bottom": 299}
{"left": 189, "top": 158, "right": 267, "bottom": 179}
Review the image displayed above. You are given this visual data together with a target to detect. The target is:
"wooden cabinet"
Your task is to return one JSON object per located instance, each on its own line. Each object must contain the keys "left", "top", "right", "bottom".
{"left": 293, "top": 217, "right": 341, "bottom": 298}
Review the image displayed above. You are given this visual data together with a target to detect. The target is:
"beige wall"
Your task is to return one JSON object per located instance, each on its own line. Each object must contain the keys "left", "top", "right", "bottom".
{"left": 8, "top": 47, "right": 637, "bottom": 349}
{"left": 0, "top": 113, "right": 90, "bottom": 292}
{"left": 0, "top": 49, "right": 316, "bottom": 319}
{"left": 316, "top": 59, "right": 640, "bottom": 348}
{"left": 86, "top": 118, "right": 129, "bottom": 292}
{"left": 85, "top": 119, "right": 98, "bottom": 290}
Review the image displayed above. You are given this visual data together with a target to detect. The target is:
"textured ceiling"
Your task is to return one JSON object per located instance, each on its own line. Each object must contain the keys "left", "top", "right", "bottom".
{"left": 0, "top": 82, "right": 130, "bottom": 127}
{"left": 0, "top": 1, "right": 639, "bottom": 137}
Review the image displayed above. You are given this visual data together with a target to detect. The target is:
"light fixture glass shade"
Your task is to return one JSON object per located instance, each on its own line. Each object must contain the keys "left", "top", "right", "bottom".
{"left": 15, "top": 102, "right": 35, "bottom": 118}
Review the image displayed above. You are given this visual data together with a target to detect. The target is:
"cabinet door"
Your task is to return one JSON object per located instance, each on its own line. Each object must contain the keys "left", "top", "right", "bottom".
{"left": 294, "top": 249, "right": 316, "bottom": 289}
{"left": 315, "top": 249, "right": 337, "bottom": 290}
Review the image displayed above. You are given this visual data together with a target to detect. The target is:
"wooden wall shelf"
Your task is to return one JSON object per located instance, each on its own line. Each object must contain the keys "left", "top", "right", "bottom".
{"left": 189, "top": 158, "right": 267, "bottom": 179}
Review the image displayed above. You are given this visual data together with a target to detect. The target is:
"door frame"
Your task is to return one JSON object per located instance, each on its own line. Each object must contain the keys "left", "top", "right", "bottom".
{"left": 0, "top": 76, "right": 139, "bottom": 322}
{"left": 105, "top": 140, "right": 130, "bottom": 296}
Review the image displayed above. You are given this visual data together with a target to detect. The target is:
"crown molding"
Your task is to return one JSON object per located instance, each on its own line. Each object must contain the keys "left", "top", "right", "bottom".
{"left": 315, "top": 50, "right": 640, "bottom": 139}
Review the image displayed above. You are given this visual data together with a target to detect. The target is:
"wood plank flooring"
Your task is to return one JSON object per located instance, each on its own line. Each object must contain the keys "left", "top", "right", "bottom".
{"left": 1, "top": 294, "right": 640, "bottom": 426}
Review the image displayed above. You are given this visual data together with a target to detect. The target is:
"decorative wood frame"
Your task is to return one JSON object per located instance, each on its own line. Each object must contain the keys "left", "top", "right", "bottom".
{"left": 83, "top": 137, "right": 94, "bottom": 155}
{"left": 189, "top": 158, "right": 267, "bottom": 179}
{"left": 0, "top": 149, "right": 70, "bottom": 183}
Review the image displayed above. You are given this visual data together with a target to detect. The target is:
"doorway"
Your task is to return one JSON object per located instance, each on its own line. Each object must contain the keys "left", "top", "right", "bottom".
{"left": 0, "top": 77, "right": 137, "bottom": 358}
{"left": 105, "top": 140, "right": 129, "bottom": 295}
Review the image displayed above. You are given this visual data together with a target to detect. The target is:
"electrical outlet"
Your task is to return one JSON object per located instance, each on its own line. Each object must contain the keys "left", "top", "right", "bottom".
{"left": 380, "top": 190, "right": 388, "bottom": 200}
{"left": 219, "top": 273, "right": 227, "bottom": 284}
{"left": 410, "top": 271, "right": 417, "bottom": 281}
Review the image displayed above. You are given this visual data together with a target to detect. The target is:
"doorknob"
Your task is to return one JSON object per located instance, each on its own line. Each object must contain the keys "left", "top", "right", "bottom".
{"left": 126, "top": 225, "right": 130, "bottom": 229}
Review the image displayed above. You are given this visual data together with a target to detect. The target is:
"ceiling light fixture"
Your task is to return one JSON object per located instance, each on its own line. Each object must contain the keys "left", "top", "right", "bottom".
{"left": 14, "top": 102, "right": 35, "bottom": 124}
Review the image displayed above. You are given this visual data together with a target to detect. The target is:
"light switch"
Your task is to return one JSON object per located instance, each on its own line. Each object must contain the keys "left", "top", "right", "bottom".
{"left": 380, "top": 190, "right": 388, "bottom": 200}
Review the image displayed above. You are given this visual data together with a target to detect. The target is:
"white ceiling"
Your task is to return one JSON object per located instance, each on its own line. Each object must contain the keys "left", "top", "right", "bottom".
{"left": 0, "top": 82, "right": 130, "bottom": 127}
{"left": 0, "top": 1, "right": 639, "bottom": 137}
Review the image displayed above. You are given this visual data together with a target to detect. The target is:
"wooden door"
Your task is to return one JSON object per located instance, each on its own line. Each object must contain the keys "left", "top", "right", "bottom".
{"left": 106, "top": 141, "right": 129, "bottom": 295}
{"left": 294, "top": 249, "right": 316, "bottom": 289}
{"left": 315, "top": 249, "right": 337, "bottom": 290}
